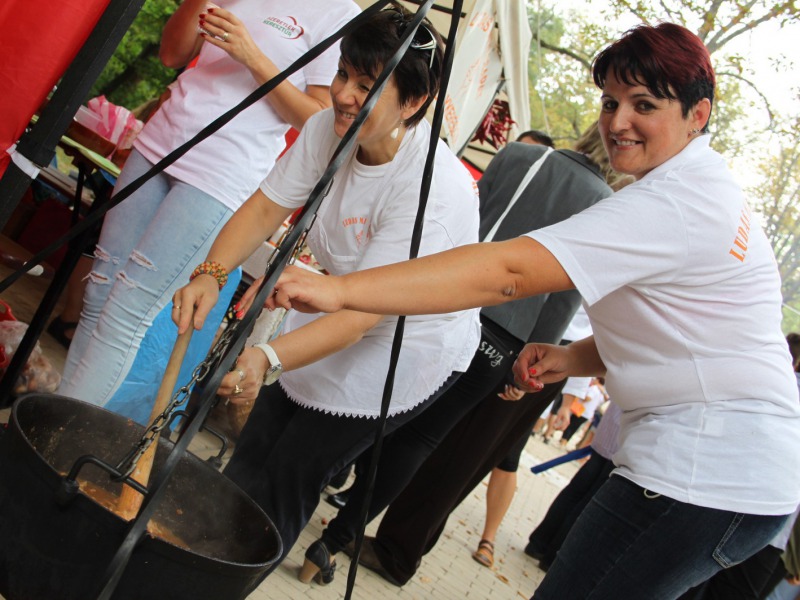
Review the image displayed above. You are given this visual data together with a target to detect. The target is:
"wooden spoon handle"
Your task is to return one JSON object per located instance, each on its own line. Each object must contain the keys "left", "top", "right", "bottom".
{"left": 116, "top": 322, "right": 194, "bottom": 520}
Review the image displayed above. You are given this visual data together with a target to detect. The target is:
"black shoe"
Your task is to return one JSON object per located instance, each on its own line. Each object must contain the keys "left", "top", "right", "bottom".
{"left": 344, "top": 537, "right": 405, "bottom": 587}
{"left": 299, "top": 539, "right": 336, "bottom": 585}
{"left": 538, "top": 556, "right": 553, "bottom": 572}
{"left": 524, "top": 541, "right": 547, "bottom": 561}
{"left": 325, "top": 488, "right": 351, "bottom": 510}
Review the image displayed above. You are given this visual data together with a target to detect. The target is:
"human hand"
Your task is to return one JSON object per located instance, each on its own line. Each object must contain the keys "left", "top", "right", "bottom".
{"left": 551, "top": 404, "right": 572, "bottom": 431}
{"left": 232, "top": 276, "right": 265, "bottom": 319}
{"left": 217, "top": 347, "right": 268, "bottom": 405}
{"left": 198, "top": 6, "right": 263, "bottom": 68}
{"left": 266, "top": 265, "right": 344, "bottom": 314}
{"left": 497, "top": 384, "right": 525, "bottom": 401}
{"left": 512, "top": 343, "right": 572, "bottom": 393}
{"left": 172, "top": 274, "right": 220, "bottom": 334}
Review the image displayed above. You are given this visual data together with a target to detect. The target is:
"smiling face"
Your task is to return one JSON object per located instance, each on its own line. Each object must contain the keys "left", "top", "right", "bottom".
{"left": 598, "top": 70, "right": 711, "bottom": 180}
{"left": 329, "top": 60, "right": 424, "bottom": 166}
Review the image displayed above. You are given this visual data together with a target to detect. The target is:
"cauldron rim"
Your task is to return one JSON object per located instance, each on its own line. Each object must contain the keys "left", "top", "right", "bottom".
{"left": 7, "top": 392, "right": 281, "bottom": 571}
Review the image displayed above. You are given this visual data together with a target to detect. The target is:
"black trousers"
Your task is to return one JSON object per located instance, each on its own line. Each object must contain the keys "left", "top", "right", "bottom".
{"left": 223, "top": 371, "right": 458, "bottom": 573}
{"left": 561, "top": 414, "right": 588, "bottom": 443}
{"left": 370, "top": 379, "right": 566, "bottom": 584}
{"left": 321, "top": 316, "right": 523, "bottom": 554}
{"left": 526, "top": 449, "right": 614, "bottom": 565}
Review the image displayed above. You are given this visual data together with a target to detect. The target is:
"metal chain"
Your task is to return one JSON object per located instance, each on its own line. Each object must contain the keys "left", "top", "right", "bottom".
{"left": 114, "top": 213, "right": 317, "bottom": 480}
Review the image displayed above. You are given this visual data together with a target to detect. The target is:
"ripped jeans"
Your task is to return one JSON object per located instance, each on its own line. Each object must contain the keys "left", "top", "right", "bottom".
{"left": 58, "top": 150, "right": 234, "bottom": 405}
{"left": 532, "top": 475, "right": 789, "bottom": 600}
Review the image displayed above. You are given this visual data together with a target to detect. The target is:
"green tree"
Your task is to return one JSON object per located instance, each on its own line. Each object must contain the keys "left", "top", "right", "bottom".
{"left": 88, "top": 0, "right": 180, "bottom": 110}
{"left": 751, "top": 117, "right": 800, "bottom": 332}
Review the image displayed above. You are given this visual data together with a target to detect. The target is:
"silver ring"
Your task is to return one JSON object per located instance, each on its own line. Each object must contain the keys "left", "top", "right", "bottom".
{"left": 222, "top": 31, "right": 229, "bottom": 42}
{"left": 233, "top": 383, "right": 243, "bottom": 396}
{"left": 237, "top": 369, "right": 245, "bottom": 382}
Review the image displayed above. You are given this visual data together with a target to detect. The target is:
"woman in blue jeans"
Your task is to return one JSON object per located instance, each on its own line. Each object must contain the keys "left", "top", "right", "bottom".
{"left": 57, "top": 0, "right": 359, "bottom": 404}
{"left": 268, "top": 22, "right": 800, "bottom": 599}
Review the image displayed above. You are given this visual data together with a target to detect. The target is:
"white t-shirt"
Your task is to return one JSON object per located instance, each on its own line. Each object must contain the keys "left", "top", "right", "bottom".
{"left": 529, "top": 135, "right": 800, "bottom": 515}
{"left": 134, "top": 0, "right": 360, "bottom": 211}
{"left": 261, "top": 109, "right": 481, "bottom": 417}
{"left": 562, "top": 304, "right": 592, "bottom": 342}
{"left": 592, "top": 401, "right": 622, "bottom": 460}
{"left": 580, "top": 384, "right": 605, "bottom": 421}
{"left": 562, "top": 376, "right": 592, "bottom": 398}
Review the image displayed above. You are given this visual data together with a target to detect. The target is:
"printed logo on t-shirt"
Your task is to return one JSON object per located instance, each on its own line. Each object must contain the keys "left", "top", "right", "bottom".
{"left": 729, "top": 202, "right": 752, "bottom": 263}
{"left": 342, "top": 216, "right": 371, "bottom": 247}
{"left": 263, "top": 16, "right": 305, "bottom": 39}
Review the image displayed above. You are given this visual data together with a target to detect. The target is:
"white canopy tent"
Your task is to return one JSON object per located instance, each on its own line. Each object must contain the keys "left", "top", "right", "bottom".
{"left": 352, "top": 0, "right": 532, "bottom": 172}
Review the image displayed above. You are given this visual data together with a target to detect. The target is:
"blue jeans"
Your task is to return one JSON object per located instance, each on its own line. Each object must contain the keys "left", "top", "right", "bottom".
{"left": 59, "top": 150, "right": 234, "bottom": 405}
{"left": 533, "top": 475, "right": 789, "bottom": 600}
{"left": 103, "top": 266, "right": 241, "bottom": 426}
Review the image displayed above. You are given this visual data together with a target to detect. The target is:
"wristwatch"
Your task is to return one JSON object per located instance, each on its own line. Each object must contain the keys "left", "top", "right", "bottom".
{"left": 254, "top": 343, "right": 283, "bottom": 385}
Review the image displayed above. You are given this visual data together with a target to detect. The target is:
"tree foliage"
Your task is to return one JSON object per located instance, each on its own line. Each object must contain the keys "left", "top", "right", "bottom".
{"left": 751, "top": 117, "right": 800, "bottom": 332}
{"left": 88, "top": 0, "right": 180, "bottom": 110}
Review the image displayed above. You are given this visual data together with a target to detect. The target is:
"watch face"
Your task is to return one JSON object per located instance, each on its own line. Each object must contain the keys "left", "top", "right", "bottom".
{"left": 264, "top": 364, "right": 282, "bottom": 385}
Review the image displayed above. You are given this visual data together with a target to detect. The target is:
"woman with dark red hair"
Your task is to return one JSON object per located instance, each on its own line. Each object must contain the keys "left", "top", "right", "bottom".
{"left": 268, "top": 23, "right": 800, "bottom": 598}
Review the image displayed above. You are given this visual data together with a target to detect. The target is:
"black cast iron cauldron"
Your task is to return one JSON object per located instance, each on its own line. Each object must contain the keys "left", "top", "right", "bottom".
{"left": 0, "top": 394, "right": 281, "bottom": 600}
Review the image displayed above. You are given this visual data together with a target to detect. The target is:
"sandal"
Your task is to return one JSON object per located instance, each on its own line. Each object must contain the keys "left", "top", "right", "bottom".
{"left": 472, "top": 539, "right": 495, "bottom": 568}
{"left": 46, "top": 317, "right": 78, "bottom": 349}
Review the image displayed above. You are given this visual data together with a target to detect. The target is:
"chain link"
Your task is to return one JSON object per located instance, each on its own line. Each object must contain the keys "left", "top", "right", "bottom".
{"left": 113, "top": 214, "right": 317, "bottom": 481}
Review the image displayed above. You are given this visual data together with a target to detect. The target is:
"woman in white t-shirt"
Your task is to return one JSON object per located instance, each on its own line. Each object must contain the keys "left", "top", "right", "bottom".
{"left": 58, "top": 0, "right": 359, "bottom": 404}
{"left": 172, "top": 8, "right": 480, "bottom": 584}
{"left": 267, "top": 23, "right": 800, "bottom": 599}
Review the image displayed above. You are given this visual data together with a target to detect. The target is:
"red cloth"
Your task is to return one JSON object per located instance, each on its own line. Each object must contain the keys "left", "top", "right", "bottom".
{"left": 0, "top": 0, "right": 110, "bottom": 176}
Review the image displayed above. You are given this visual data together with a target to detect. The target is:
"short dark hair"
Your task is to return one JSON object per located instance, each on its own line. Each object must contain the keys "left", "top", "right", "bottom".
{"left": 340, "top": 4, "right": 444, "bottom": 127}
{"left": 592, "top": 23, "right": 715, "bottom": 132}
{"left": 788, "top": 332, "right": 800, "bottom": 370}
{"left": 516, "top": 129, "right": 555, "bottom": 148}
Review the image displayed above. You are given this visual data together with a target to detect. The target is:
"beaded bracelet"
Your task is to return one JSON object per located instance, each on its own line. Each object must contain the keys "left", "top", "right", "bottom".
{"left": 190, "top": 261, "right": 229, "bottom": 290}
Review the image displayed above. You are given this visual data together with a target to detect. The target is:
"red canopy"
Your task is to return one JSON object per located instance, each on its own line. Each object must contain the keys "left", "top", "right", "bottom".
{"left": 0, "top": 0, "right": 109, "bottom": 176}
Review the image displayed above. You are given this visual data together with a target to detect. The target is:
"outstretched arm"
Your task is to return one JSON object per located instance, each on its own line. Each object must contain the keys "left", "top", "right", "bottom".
{"left": 269, "top": 236, "right": 574, "bottom": 315}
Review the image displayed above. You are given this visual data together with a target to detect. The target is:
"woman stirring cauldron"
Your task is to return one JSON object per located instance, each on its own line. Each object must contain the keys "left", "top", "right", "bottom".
{"left": 268, "top": 23, "right": 800, "bottom": 599}
{"left": 173, "top": 6, "right": 480, "bottom": 584}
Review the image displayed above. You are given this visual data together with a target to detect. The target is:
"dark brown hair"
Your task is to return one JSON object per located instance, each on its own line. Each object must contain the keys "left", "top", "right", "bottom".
{"left": 592, "top": 23, "right": 715, "bottom": 132}
{"left": 340, "top": 4, "right": 444, "bottom": 127}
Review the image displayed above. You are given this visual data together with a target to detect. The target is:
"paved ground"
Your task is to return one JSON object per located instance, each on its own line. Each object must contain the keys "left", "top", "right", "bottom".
{"left": 206, "top": 429, "right": 578, "bottom": 600}
{"left": 0, "top": 263, "right": 581, "bottom": 599}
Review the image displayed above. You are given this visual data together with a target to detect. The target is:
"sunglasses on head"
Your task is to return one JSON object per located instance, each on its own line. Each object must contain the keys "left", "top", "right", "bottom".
{"left": 390, "top": 10, "right": 437, "bottom": 70}
{"left": 409, "top": 23, "right": 437, "bottom": 70}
